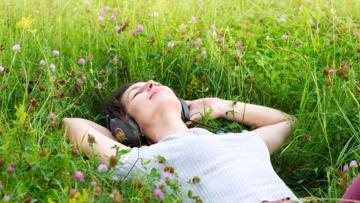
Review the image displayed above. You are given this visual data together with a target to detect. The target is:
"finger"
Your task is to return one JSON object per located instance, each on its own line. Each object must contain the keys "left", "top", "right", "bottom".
{"left": 190, "top": 112, "right": 203, "bottom": 121}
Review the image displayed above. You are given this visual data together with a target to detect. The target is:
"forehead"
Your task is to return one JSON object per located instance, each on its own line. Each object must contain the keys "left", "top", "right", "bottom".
{"left": 122, "top": 82, "right": 146, "bottom": 104}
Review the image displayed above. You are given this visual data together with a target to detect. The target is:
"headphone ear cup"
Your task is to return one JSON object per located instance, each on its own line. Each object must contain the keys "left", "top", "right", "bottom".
{"left": 179, "top": 98, "right": 190, "bottom": 122}
{"left": 108, "top": 116, "right": 145, "bottom": 147}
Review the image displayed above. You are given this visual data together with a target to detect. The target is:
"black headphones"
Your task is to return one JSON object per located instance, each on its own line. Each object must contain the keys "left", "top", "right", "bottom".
{"left": 106, "top": 98, "right": 190, "bottom": 147}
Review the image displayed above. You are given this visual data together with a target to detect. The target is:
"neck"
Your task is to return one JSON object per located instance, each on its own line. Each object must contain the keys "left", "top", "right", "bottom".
{"left": 142, "top": 112, "right": 188, "bottom": 143}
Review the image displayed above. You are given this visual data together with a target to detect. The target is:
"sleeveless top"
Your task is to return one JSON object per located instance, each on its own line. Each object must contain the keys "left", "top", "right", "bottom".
{"left": 111, "top": 128, "right": 300, "bottom": 203}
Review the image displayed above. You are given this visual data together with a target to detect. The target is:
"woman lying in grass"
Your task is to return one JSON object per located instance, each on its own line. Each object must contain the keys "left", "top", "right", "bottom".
{"left": 62, "top": 80, "right": 300, "bottom": 202}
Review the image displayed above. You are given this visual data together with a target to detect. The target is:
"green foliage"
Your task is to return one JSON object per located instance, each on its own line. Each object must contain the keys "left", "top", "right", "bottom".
{"left": 0, "top": 0, "right": 359, "bottom": 202}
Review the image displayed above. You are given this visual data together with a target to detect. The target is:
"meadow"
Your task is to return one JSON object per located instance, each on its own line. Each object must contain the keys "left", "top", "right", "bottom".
{"left": 0, "top": 0, "right": 359, "bottom": 202}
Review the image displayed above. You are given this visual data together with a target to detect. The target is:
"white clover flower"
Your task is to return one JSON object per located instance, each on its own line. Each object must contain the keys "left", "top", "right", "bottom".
{"left": 266, "top": 35, "right": 271, "bottom": 40}
{"left": 0, "top": 66, "right": 5, "bottom": 72}
{"left": 50, "top": 63, "right": 56, "bottom": 71}
{"left": 12, "top": 44, "right": 20, "bottom": 52}
{"left": 52, "top": 50, "right": 59, "bottom": 57}
{"left": 95, "top": 82, "right": 103, "bottom": 89}
{"left": 281, "top": 33, "right": 289, "bottom": 40}
{"left": 211, "top": 23, "right": 216, "bottom": 30}
{"left": 167, "top": 41, "right": 175, "bottom": 48}
{"left": 278, "top": 15, "right": 287, "bottom": 23}
{"left": 97, "top": 163, "right": 108, "bottom": 172}
{"left": 39, "top": 59, "right": 46, "bottom": 66}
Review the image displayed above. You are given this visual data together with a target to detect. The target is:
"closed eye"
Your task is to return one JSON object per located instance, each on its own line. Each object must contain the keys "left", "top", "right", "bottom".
{"left": 133, "top": 91, "right": 141, "bottom": 98}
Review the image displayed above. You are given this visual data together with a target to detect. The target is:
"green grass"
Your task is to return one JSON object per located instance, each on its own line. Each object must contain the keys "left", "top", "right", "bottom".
{"left": 0, "top": 0, "right": 359, "bottom": 202}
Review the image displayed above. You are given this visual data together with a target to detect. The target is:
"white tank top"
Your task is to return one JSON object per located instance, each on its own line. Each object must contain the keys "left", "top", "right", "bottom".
{"left": 111, "top": 128, "right": 300, "bottom": 202}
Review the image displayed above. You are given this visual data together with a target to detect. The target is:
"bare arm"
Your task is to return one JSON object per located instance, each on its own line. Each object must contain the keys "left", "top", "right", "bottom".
{"left": 62, "top": 118, "right": 129, "bottom": 165}
{"left": 186, "top": 98, "right": 296, "bottom": 154}
{"left": 217, "top": 99, "right": 296, "bottom": 154}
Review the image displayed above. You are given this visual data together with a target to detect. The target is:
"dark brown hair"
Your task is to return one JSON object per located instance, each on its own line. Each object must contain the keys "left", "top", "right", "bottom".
{"left": 100, "top": 81, "right": 140, "bottom": 121}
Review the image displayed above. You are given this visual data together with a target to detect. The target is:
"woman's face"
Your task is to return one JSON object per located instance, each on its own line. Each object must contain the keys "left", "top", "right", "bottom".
{"left": 121, "top": 80, "right": 181, "bottom": 128}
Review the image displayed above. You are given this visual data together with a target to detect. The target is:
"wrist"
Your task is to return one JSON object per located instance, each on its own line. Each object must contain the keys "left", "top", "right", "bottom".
{"left": 215, "top": 99, "right": 233, "bottom": 119}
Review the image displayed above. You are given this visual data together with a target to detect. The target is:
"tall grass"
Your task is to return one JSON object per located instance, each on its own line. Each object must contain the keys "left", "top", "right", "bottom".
{"left": 0, "top": 0, "right": 359, "bottom": 202}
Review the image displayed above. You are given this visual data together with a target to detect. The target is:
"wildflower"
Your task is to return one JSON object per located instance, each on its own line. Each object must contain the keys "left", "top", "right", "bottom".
{"left": 93, "top": 186, "right": 102, "bottom": 196}
{"left": 350, "top": 160, "right": 358, "bottom": 168}
{"left": 110, "top": 15, "right": 116, "bottom": 22}
{"left": 158, "top": 178, "right": 165, "bottom": 186}
{"left": 95, "top": 82, "right": 103, "bottom": 90}
{"left": 6, "top": 164, "right": 15, "bottom": 174}
{"left": 99, "top": 6, "right": 110, "bottom": 16}
{"left": 157, "top": 155, "right": 166, "bottom": 163}
{"left": 69, "top": 188, "right": 77, "bottom": 198}
{"left": 343, "top": 163, "right": 349, "bottom": 172}
{"left": 12, "top": 44, "right": 20, "bottom": 52}
{"left": 236, "top": 40, "right": 243, "bottom": 49}
{"left": 281, "top": 33, "right": 289, "bottom": 40}
{"left": 98, "top": 15, "right": 105, "bottom": 23}
{"left": 109, "top": 155, "right": 118, "bottom": 168}
{"left": 295, "top": 39, "right": 302, "bottom": 48}
{"left": 153, "top": 187, "right": 164, "bottom": 199}
{"left": 200, "top": 48, "right": 207, "bottom": 58}
{"left": 3, "top": 194, "right": 11, "bottom": 202}
{"left": 16, "top": 16, "right": 34, "bottom": 31}
{"left": 189, "top": 16, "right": 197, "bottom": 25}
{"left": 48, "top": 112, "right": 56, "bottom": 121}
{"left": 164, "top": 166, "right": 174, "bottom": 173}
{"left": 77, "top": 58, "right": 85, "bottom": 65}
{"left": 330, "top": 8, "right": 336, "bottom": 15}
{"left": 98, "top": 163, "right": 108, "bottom": 172}
{"left": 49, "top": 63, "right": 56, "bottom": 71}
{"left": 338, "top": 62, "right": 350, "bottom": 80}
{"left": 151, "top": 11, "right": 159, "bottom": 17}
{"left": 323, "top": 66, "right": 334, "bottom": 76}
{"left": 39, "top": 59, "right": 46, "bottom": 66}
{"left": 192, "top": 176, "right": 201, "bottom": 184}
{"left": 86, "top": 54, "right": 94, "bottom": 62}
{"left": 211, "top": 23, "right": 216, "bottom": 30}
{"left": 0, "top": 66, "right": 5, "bottom": 72}
{"left": 24, "top": 194, "right": 32, "bottom": 203}
{"left": 278, "top": 15, "right": 287, "bottom": 23}
{"left": 71, "top": 146, "right": 80, "bottom": 156}
{"left": 131, "top": 24, "right": 144, "bottom": 36}
{"left": 111, "top": 189, "right": 123, "bottom": 202}
{"left": 212, "top": 30, "right": 217, "bottom": 38}
{"left": 179, "top": 23, "right": 186, "bottom": 34}
{"left": 304, "top": 135, "right": 312, "bottom": 142}
{"left": 167, "top": 41, "right": 175, "bottom": 48}
{"left": 163, "top": 171, "right": 173, "bottom": 179}
{"left": 266, "top": 35, "right": 271, "bottom": 40}
{"left": 216, "top": 38, "right": 224, "bottom": 45}
{"left": 39, "top": 148, "right": 46, "bottom": 157}
{"left": 73, "top": 170, "right": 85, "bottom": 181}
{"left": 195, "top": 38, "right": 203, "bottom": 46}
{"left": 116, "top": 20, "right": 130, "bottom": 33}
{"left": 52, "top": 50, "right": 59, "bottom": 57}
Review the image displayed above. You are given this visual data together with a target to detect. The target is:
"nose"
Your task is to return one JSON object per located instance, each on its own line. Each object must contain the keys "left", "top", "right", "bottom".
{"left": 145, "top": 80, "right": 161, "bottom": 92}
